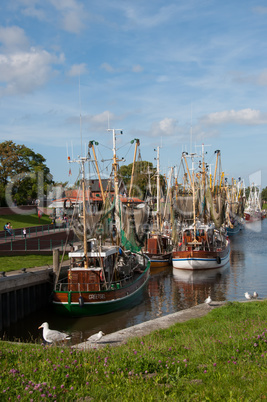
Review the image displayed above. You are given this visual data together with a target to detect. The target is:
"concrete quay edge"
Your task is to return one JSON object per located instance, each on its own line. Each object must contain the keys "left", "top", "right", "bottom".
{"left": 73, "top": 301, "right": 227, "bottom": 351}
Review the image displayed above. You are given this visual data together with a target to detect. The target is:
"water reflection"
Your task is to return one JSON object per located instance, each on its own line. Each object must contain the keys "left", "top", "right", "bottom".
{"left": 172, "top": 265, "right": 230, "bottom": 307}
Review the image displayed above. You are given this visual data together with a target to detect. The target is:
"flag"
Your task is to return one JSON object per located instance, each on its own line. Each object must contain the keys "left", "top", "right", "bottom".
{"left": 69, "top": 168, "right": 72, "bottom": 176}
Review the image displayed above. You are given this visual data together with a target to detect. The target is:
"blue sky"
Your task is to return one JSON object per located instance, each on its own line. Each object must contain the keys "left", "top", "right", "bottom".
{"left": 1, "top": 0, "right": 267, "bottom": 189}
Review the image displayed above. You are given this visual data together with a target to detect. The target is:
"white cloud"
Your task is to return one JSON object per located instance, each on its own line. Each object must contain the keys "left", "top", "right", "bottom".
{"left": 0, "top": 26, "right": 65, "bottom": 96}
{"left": 49, "top": 0, "right": 86, "bottom": 34}
{"left": 0, "top": 26, "right": 29, "bottom": 51}
{"left": 257, "top": 70, "right": 267, "bottom": 86}
{"left": 253, "top": 6, "right": 267, "bottom": 14}
{"left": 21, "top": 5, "right": 46, "bottom": 20}
{"left": 200, "top": 108, "right": 267, "bottom": 126}
{"left": 156, "top": 75, "right": 169, "bottom": 83}
{"left": 122, "top": 4, "right": 180, "bottom": 29}
{"left": 49, "top": 0, "right": 79, "bottom": 10}
{"left": 150, "top": 117, "right": 179, "bottom": 137}
{"left": 91, "top": 111, "right": 116, "bottom": 125}
{"left": 66, "top": 111, "right": 119, "bottom": 130}
{"left": 67, "top": 63, "right": 88, "bottom": 76}
{"left": 100, "top": 62, "right": 115, "bottom": 73}
{"left": 132, "top": 64, "right": 143, "bottom": 73}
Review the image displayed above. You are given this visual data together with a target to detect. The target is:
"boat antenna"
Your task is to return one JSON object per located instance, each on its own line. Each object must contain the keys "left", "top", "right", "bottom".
{"left": 79, "top": 73, "right": 83, "bottom": 157}
{"left": 190, "top": 102, "right": 192, "bottom": 154}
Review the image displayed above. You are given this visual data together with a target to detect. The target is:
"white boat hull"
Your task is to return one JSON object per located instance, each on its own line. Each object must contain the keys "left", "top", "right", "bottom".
{"left": 172, "top": 247, "right": 230, "bottom": 271}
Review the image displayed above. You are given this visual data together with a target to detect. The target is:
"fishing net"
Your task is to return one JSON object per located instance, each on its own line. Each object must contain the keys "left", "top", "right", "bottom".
{"left": 120, "top": 201, "right": 152, "bottom": 252}
{"left": 205, "top": 187, "right": 226, "bottom": 228}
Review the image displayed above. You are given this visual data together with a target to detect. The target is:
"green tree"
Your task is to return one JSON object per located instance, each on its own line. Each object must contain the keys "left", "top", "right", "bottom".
{"left": 261, "top": 187, "right": 267, "bottom": 203}
{"left": 0, "top": 141, "right": 54, "bottom": 206}
{"left": 118, "top": 161, "right": 165, "bottom": 199}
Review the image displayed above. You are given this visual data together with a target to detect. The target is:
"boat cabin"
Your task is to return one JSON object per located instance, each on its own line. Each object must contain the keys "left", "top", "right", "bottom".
{"left": 68, "top": 245, "right": 118, "bottom": 292}
{"left": 146, "top": 234, "right": 170, "bottom": 255}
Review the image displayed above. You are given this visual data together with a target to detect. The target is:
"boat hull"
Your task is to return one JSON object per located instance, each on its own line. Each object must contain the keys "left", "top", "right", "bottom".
{"left": 226, "top": 223, "right": 242, "bottom": 236}
{"left": 52, "top": 261, "right": 150, "bottom": 317}
{"left": 172, "top": 242, "right": 230, "bottom": 271}
{"left": 244, "top": 211, "right": 263, "bottom": 222}
{"left": 144, "top": 252, "right": 172, "bottom": 268}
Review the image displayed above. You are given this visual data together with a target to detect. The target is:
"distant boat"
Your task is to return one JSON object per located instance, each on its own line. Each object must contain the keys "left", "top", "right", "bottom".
{"left": 244, "top": 184, "right": 263, "bottom": 222}
{"left": 226, "top": 221, "right": 243, "bottom": 236}
{"left": 144, "top": 233, "right": 172, "bottom": 267}
{"left": 143, "top": 147, "right": 173, "bottom": 268}
{"left": 225, "top": 178, "right": 245, "bottom": 235}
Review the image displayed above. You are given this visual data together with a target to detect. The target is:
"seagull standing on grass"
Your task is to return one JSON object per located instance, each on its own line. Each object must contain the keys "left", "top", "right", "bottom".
{"left": 244, "top": 292, "right": 252, "bottom": 300}
{"left": 204, "top": 296, "right": 212, "bottom": 304}
{"left": 87, "top": 331, "right": 105, "bottom": 343}
{"left": 253, "top": 291, "right": 258, "bottom": 299}
{"left": 38, "top": 322, "right": 71, "bottom": 344}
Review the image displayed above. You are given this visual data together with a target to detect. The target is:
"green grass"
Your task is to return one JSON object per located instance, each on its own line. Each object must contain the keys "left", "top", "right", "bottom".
{"left": 0, "top": 255, "right": 69, "bottom": 272}
{"left": 0, "top": 214, "right": 67, "bottom": 272}
{"left": 0, "top": 301, "right": 266, "bottom": 401}
{"left": 0, "top": 214, "right": 52, "bottom": 230}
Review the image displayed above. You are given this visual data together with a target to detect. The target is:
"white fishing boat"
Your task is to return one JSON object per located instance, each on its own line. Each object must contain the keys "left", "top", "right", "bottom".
{"left": 172, "top": 148, "right": 230, "bottom": 271}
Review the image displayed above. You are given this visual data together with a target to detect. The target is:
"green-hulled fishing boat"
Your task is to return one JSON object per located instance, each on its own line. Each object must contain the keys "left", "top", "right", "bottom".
{"left": 52, "top": 129, "right": 150, "bottom": 317}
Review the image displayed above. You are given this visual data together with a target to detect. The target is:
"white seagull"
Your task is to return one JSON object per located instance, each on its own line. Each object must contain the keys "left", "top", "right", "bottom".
{"left": 38, "top": 322, "right": 71, "bottom": 344}
{"left": 204, "top": 296, "right": 212, "bottom": 304}
{"left": 87, "top": 331, "right": 105, "bottom": 343}
{"left": 244, "top": 292, "right": 252, "bottom": 300}
{"left": 253, "top": 291, "right": 258, "bottom": 299}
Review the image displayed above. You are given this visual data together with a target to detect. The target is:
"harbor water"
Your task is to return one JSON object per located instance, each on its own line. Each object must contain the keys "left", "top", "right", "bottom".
{"left": 1, "top": 219, "right": 267, "bottom": 345}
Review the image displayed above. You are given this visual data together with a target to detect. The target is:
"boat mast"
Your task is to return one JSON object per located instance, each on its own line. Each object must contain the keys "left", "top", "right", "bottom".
{"left": 68, "top": 154, "right": 89, "bottom": 268}
{"left": 191, "top": 153, "right": 197, "bottom": 241}
{"left": 88, "top": 141, "right": 106, "bottom": 204}
{"left": 213, "top": 150, "right": 220, "bottom": 193}
{"left": 155, "top": 146, "right": 160, "bottom": 231}
{"left": 129, "top": 139, "right": 140, "bottom": 198}
{"left": 162, "top": 166, "right": 173, "bottom": 229}
{"left": 182, "top": 152, "right": 193, "bottom": 189}
{"left": 108, "top": 128, "right": 123, "bottom": 245}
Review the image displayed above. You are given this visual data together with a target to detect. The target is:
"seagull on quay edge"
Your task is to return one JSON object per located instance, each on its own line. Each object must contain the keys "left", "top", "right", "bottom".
{"left": 87, "top": 331, "right": 105, "bottom": 343}
{"left": 204, "top": 296, "right": 212, "bottom": 304}
{"left": 244, "top": 292, "right": 252, "bottom": 300}
{"left": 253, "top": 291, "right": 258, "bottom": 299}
{"left": 38, "top": 322, "right": 71, "bottom": 344}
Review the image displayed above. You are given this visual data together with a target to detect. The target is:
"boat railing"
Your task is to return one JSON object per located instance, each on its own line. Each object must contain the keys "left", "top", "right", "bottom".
{"left": 55, "top": 273, "right": 135, "bottom": 292}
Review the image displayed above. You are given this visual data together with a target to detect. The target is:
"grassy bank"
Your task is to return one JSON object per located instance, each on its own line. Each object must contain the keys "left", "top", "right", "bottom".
{"left": 0, "top": 214, "right": 52, "bottom": 230}
{"left": 0, "top": 301, "right": 266, "bottom": 401}
{"left": 0, "top": 255, "right": 69, "bottom": 272}
{"left": 0, "top": 214, "right": 68, "bottom": 272}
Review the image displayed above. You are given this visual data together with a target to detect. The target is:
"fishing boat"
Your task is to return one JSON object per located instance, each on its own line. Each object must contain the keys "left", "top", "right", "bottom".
{"left": 244, "top": 184, "right": 263, "bottom": 222}
{"left": 52, "top": 129, "right": 150, "bottom": 316}
{"left": 225, "top": 178, "right": 245, "bottom": 236}
{"left": 172, "top": 148, "right": 230, "bottom": 271}
{"left": 143, "top": 147, "right": 172, "bottom": 267}
{"left": 172, "top": 221, "right": 230, "bottom": 270}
